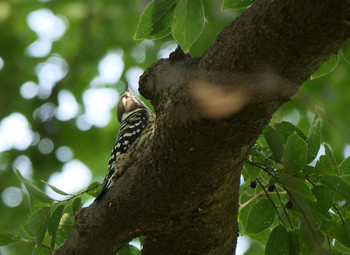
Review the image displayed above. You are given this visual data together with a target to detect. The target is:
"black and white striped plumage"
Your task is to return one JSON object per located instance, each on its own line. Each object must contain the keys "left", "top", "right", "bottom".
{"left": 95, "top": 86, "right": 155, "bottom": 200}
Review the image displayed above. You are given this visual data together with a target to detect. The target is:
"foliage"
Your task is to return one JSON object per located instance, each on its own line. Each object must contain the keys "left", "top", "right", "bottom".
{"left": 240, "top": 114, "right": 350, "bottom": 254}
{"left": 1, "top": 0, "right": 350, "bottom": 254}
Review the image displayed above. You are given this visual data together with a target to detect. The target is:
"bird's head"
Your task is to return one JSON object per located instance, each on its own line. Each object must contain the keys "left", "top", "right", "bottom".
{"left": 117, "top": 85, "right": 145, "bottom": 123}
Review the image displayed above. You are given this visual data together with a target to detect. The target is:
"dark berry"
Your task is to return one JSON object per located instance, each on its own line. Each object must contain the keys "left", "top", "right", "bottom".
{"left": 250, "top": 180, "right": 257, "bottom": 189}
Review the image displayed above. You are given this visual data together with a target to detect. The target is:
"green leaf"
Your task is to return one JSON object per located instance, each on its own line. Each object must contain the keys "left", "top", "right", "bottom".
{"left": 138, "top": 236, "right": 145, "bottom": 246}
{"left": 319, "top": 176, "right": 350, "bottom": 199}
{"left": 303, "top": 165, "right": 315, "bottom": 175}
{"left": 238, "top": 193, "right": 254, "bottom": 233}
{"left": 0, "top": 232, "right": 21, "bottom": 246}
{"left": 315, "top": 155, "right": 336, "bottom": 175}
{"left": 86, "top": 182, "right": 102, "bottom": 198}
{"left": 42, "top": 181, "right": 70, "bottom": 196}
{"left": 340, "top": 156, "right": 350, "bottom": 175}
{"left": 222, "top": 0, "right": 255, "bottom": 10}
{"left": 324, "top": 142, "right": 337, "bottom": 164}
{"left": 55, "top": 213, "right": 74, "bottom": 248}
{"left": 334, "top": 240, "right": 350, "bottom": 254}
{"left": 119, "top": 243, "right": 130, "bottom": 255}
{"left": 307, "top": 114, "right": 321, "bottom": 163}
{"left": 15, "top": 169, "right": 53, "bottom": 204}
{"left": 130, "top": 244, "right": 141, "bottom": 255}
{"left": 342, "top": 40, "right": 350, "bottom": 64}
{"left": 72, "top": 197, "right": 82, "bottom": 215}
{"left": 265, "top": 225, "right": 290, "bottom": 255}
{"left": 300, "top": 219, "right": 324, "bottom": 254}
{"left": 311, "top": 53, "right": 339, "bottom": 80}
{"left": 288, "top": 231, "right": 300, "bottom": 255}
{"left": 21, "top": 223, "right": 35, "bottom": 239}
{"left": 280, "top": 174, "right": 316, "bottom": 202}
{"left": 48, "top": 204, "right": 65, "bottom": 249}
{"left": 321, "top": 221, "right": 350, "bottom": 248}
{"left": 309, "top": 185, "right": 333, "bottom": 214}
{"left": 274, "top": 121, "right": 307, "bottom": 144}
{"left": 28, "top": 207, "right": 50, "bottom": 245}
{"left": 32, "top": 245, "right": 52, "bottom": 255}
{"left": 244, "top": 163, "right": 261, "bottom": 180}
{"left": 263, "top": 126, "right": 284, "bottom": 162}
{"left": 283, "top": 133, "right": 307, "bottom": 174}
{"left": 250, "top": 148, "right": 265, "bottom": 164}
{"left": 134, "top": 0, "right": 176, "bottom": 40}
{"left": 171, "top": 0, "right": 204, "bottom": 52}
{"left": 248, "top": 228, "right": 271, "bottom": 246}
{"left": 245, "top": 199, "right": 276, "bottom": 234}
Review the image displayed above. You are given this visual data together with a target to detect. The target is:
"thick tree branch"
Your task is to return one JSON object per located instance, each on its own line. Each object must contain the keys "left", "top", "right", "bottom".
{"left": 55, "top": 0, "right": 350, "bottom": 254}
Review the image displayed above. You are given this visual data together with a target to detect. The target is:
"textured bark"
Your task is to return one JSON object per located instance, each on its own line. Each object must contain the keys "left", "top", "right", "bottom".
{"left": 55, "top": 0, "right": 350, "bottom": 254}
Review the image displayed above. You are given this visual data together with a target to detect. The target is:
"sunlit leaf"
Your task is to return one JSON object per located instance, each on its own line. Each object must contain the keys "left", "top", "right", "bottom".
{"left": 171, "top": 0, "right": 204, "bottom": 52}
{"left": 130, "top": 244, "right": 141, "bottom": 255}
{"left": 15, "top": 169, "right": 53, "bottom": 204}
{"left": 307, "top": 114, "right": 321, "bottom": 164}
{"left": 245, "top": 199, "right": 276, "bottom": 234}
{"left": 265, "top": 225, "right": 290, "bottom": 255}
{"left": 42, "top": 181, "right": 70, "bottom": 196}
{"left": 138, "top": 236, "right": 145, "bottom": 246}
{"left": 134, "top": 0, "right": 176, "bottom": 40}
{"left": 311, "top": 54, "right": 339, "bottom": 80}
{"left": 86, "top": 182, "right": 102, "bottom": 198}
{"left": 222, "top": 0, "right": 255, "bottom": 10}
{"left": 55, "top": 213, "right": 74, "bottom": 248}
{"left": 0, "top": 232, "right": 21, "bottom": 246}
{"left": 283, "top": 133, "right": 307, "bottom": 174}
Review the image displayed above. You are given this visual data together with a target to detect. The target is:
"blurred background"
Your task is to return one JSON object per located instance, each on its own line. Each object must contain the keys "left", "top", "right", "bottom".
{"left": 0, "top": 0, "right": 350, "bottom": 254}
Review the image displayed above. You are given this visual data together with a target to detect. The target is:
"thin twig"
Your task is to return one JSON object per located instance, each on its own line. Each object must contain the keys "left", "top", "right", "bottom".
{"left": 239, "top": 191, "right": 287, "bottom": 212}
{"left": 327, "top": 235, "right": 331, "bottom": 249}
{"left": 332, "top": 204, "right": 350, "bottom": 231}
{"left": 275, "top": 187, "right": 294, "bottom": 230}
{"left": 56, "top": 183, "right": 102, "bottom": 204}
{"left": 303, "top": 171, "right": 350, "bottom": 232}
{"left": 256, "top": 179, "right": 286, "bottom": 226}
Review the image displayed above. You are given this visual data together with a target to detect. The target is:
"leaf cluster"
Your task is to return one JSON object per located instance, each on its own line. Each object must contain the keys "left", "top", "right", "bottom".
{"left": 0, "top": 172, "right": 103, "bottom": 254}
{"left": 240, "top": 114, "right": 350, "bottom": 254}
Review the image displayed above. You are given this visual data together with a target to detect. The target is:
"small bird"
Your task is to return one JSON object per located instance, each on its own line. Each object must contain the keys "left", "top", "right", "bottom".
{"left": 95, "top": 84, "right": 156, "bottom": 200}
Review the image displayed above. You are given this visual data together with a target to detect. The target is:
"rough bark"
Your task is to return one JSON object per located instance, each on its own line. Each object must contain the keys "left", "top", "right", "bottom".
{"left": 55, "top": 0, "right": 350, "bottom": 254}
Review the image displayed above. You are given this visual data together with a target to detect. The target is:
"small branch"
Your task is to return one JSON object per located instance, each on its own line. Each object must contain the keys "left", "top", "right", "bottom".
{"left": 327, "top": 235, "right": 331, "bottom": 249}
{"left": 275, "top": 188, "right": 294, "bottom": 230}
{"left": 239, "top": 191, "right": 286, "bottom": 212}
{"left": 56, "top": 183, "right": 102, "bottom": 204}
{"left": 256, "top": 179, "right": 286, "bottom": 226}
{"left": 303, "top": 171, "right": 350, "bottom": 232}
{"left": 332, "top": 204, "right": 350, "bottom": 231}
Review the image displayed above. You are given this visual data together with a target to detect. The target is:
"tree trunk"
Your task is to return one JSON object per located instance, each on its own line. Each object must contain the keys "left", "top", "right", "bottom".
{"left": 55, "top": 0, "right": 350, "bottom": 254}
